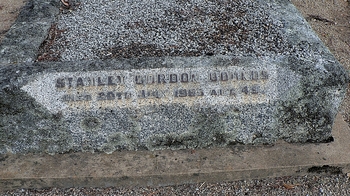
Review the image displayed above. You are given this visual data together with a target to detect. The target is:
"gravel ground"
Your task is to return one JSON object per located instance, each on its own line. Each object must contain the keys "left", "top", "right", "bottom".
{"left": 2, "top": 174, "right": 350, "bottom": 195}
{"left": 43, "top": 0, "right": 291, "bottom": 61}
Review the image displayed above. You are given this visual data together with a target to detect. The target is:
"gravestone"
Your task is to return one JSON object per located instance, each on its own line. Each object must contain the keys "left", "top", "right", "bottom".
{"left": 0, "top": 0, "right": 348, "bottom": 154}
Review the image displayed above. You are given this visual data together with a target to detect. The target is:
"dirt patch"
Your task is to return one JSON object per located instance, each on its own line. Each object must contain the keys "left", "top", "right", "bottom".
{"left": 0, "top": 0, "right": 26, "bottom": 42}
{"left": 292, "top": 0, "right": 350, "bottom": 70}
{"left": 37, "top": 23, "right": 66, "bottom": 62}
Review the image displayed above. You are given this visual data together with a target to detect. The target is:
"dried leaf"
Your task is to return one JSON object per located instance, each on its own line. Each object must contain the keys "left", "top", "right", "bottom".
{"left": 283, "top": 183, "right": 296, "bottom": 190}
{"left": 61, "top": 0, "right": 69, "bottom": 7}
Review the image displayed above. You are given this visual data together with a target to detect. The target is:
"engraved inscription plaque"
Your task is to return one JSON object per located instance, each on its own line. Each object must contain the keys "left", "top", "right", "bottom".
{"left": 22, "top": 64, "right": 277, "bottom": 113}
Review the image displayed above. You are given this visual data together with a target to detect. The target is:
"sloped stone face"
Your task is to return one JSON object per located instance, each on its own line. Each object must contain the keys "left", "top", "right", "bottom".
{"left": 0, "top": 55, "right": 347, "bottom": 154}
{"left": 0, "top": 0, "right": 348, "bottom": 154}
{"left": 0, "top": 0, "right": 59, "bottom": 65}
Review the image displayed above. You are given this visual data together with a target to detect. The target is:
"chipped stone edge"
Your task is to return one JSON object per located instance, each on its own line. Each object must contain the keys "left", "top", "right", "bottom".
{"left": 0, "top": 113, "right": 349, "bottom": 191}
{"left": 0, "top": 0, "right": 60, "bottom": 65}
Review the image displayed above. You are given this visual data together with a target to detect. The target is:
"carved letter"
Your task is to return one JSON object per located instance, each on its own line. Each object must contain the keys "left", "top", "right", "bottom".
{"left": 84, "top": 94, "right": 92, "bottom": 101}
{"left": 191, "top": 74, "right": 197, "bottom": 82}
{"left": 158, "top": 74, "right": 167, "bottom": 84}
{"left": 251, "top": 85, "right": 259, "bottom": 94}
{"left": 125, "top": 92, "right": 132, "bottom": 99}
{"left": 241, "top": 72, "right": 247, "bottom": 80}
{"left": 210, "top": 72, "right": 217, "bottom": 81}
{"left": 68, "top": 78, "right": 73, "bottom": 88}
{"left": 108, "top": 76, "right": 116, "bottom": 86}
{"left": 197, "top": 89, "right": 204, "bottom": 96}
{"left": 98, "top": 77, "right": 106, "bottom": 86}
{"left": 230, "top": 89, "right": 236, "bottom": 96}
{"left": 146, "top": 75, "right": 155, "bottom": 84}
{"left": 138, "top": 90, "right": 146, "bottom": 98}
{"left": 107, "top": 92, "right": 115, "bottom": 100}
{"left": 87, "top": 77, "right": 95, "bottom": 86}
{"left": 116, "top": 92, "right": 122, "bottom": 99}
{"left": 56, "top": 78, "right": 65, "bottom": 88}
{"left": 242, "top": 86, "right": 249, "bottom": 94}
{"left": 135, "top": 75, "right": 143, "bottom": 84}
{"left": 221, "top": 72, "right": 228, "bottom": 81}
{"left": 97, "top": 92, "right": 106, "bottom": 100}
{"left": 232, "top": 72, "right": 239, "bottom": 80}
{"left": 181, "top": 73, "right": 189, "bottom": 83}
{"left": 175, "top": 89, "right": 187, "bottom": 97}
{"left": 76, "top": 77, "right": 84, "bottom": 87}
{"left": 260, "top": 71, "right": 269, "bottom": 80}
{"left": 188, "top": 89, "right": 196, "bottom": 97}
{"left": 251, "top": 71, "right": 259, "bottom": 80}
{"left": 62, "top": 94, "right": 74, "bottom": 102}
{"left": 151, "top": 90, "right": 161, "bottom": 98}
{"left": 116, "top": 76, "right": 122, "bottom": 84}
{"left": 170, "top": 74, "right": 177, "bottom": 83}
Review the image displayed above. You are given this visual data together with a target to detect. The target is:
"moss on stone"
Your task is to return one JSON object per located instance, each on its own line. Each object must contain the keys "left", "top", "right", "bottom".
{"left": 146, "top": 107, "right": 238, "bottom": 150}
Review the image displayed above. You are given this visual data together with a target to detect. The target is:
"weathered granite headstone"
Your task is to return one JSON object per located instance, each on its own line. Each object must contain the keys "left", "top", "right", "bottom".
{"left": 0, "top": 0, "right": 348, "bottom": 154}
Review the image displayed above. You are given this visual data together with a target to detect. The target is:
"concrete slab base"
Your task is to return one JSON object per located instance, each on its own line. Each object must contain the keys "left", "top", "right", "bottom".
{"left": 0, "top": 113, "right": 349, "bottom": 191}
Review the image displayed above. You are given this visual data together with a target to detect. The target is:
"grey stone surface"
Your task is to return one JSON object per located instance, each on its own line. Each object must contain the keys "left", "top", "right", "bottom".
{"left": 0, "top": 0, "right": 348, "bottom": 154}
{"left": 0, "top": 55, "right": 348, "bottom": 154}
{"left": 0, "top": 0, "right": 59, "bottom": 65}
{"left": 0, "top": 113, "right": 350, "bottom": 192}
